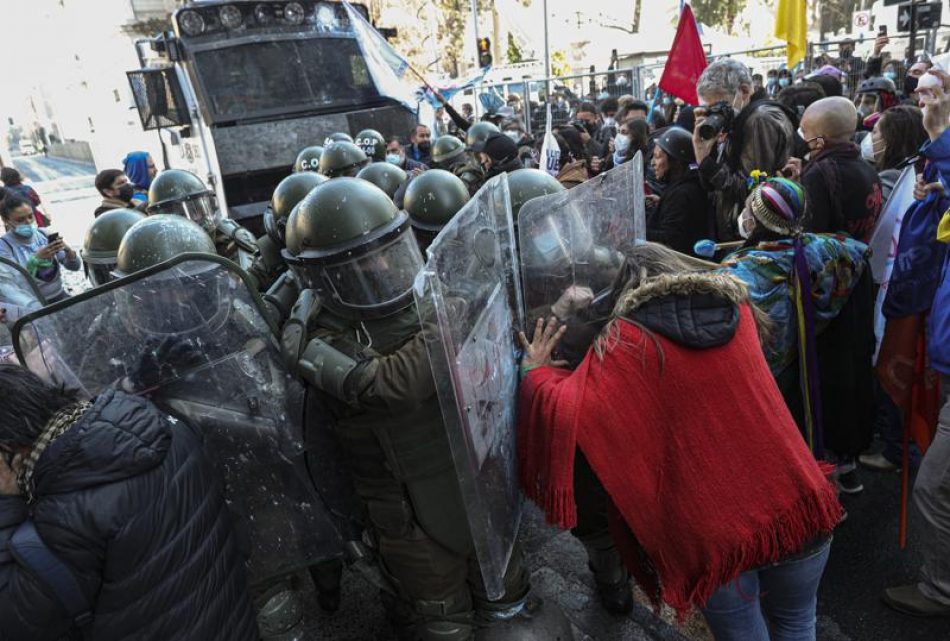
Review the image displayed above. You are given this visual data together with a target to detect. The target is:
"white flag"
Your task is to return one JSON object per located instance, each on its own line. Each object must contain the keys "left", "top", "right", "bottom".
{"left": 343, "top": 2, "right": 418, "bottom": 112}
{"left": 539, "top": 103, "right": 561, "bottom": 177}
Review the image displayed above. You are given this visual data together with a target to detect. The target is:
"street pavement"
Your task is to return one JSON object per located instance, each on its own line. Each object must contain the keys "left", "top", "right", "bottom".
{"left": 9, "top": 154, "right": 950, "bottom": 641}
{"left": 12, "top": 154, "right": 99, "bottom": 251}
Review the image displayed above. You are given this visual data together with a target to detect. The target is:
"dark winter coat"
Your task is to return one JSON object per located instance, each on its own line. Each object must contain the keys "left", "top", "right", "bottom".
{"left": 802, "top": 142, "right": 882, "bottom": 243}
{"left": 646, "top": 170, "right": 711, "bottom": 256}
{"left": 0, "top": 389, "right": 258, "bottom": 641}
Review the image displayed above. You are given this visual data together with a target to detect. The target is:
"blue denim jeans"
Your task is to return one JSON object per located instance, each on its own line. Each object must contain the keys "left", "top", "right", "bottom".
{"left": 700, "top": 539, "right": 831, "bottom": 641}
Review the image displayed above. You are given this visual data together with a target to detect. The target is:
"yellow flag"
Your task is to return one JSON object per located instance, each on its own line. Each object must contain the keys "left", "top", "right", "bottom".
{"left": 776, "top": 0, "right": 807, "bottom": 69}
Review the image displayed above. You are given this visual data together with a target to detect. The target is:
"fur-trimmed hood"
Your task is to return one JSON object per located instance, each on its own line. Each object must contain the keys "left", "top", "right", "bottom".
{"left": 610, "top": 271, "right": 761, "bottom": 350}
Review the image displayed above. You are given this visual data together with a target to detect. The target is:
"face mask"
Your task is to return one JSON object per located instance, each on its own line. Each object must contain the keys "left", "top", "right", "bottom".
{"left": 884, "top": 71, "right": 898, "bottom": 81}
{"left": 386, "top": 153, "right": 402, "bottom": 165}
{"left": 856, "top": 106, "right": 871, "bottom": 119}
{"left": 904, "top": 75, "right": 919, "bottom": 95}
{"left": 117, "top": 183, "right": 135, "bottom": 202}
{"left": 662, "top": 97, "right": 672, "bottom": 106}
{"left": 779, "top": 78, "right": 790, "bottom": 88}
{"left": 14, "top": 223, "right": 37, "bottom": 238}
{"left": 602, "top": 117, "right": 616, "bottom": 128}
{"left": 505, "top": 131, "right": 521, "bottom": 143}
{"left": 767, "top": 77, "right": 778, "bottom": 86}
{"left": 614, "top": 134, "right": 631, "bottom": 154}
{"left": 417, "top": 141, "right": 431, "bottom": 154}
{"left": 860, "top": 134, "right": 876, "bottom": 162}
{"left": 737, "top": 210, "right": 755, "bottom": 240}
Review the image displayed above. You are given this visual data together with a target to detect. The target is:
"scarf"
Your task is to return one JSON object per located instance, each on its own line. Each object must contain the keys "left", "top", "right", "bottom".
{"left": 18, "top": 401, "right": 91, "bottom": 502}
{"left": 718, "top": 233, "right": 869, "bottom": 456}
{"left": 517, "top": 283, "right": 841, "bottom": 615}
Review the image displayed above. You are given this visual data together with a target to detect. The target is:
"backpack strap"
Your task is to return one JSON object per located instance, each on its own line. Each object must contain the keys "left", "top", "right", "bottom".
{"left": 9, "top": 520, "right": 93, "bottom": 629}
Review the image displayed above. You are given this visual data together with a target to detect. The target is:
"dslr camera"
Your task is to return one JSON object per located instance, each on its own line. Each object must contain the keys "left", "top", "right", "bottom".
{"left": 697, "top": 101, "right": 736, "bottom": 140}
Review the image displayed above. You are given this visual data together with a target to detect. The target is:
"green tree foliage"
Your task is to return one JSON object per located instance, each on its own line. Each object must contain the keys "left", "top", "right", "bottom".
{"left": 507, "top": 32, "right": 523, "bottom": 63}
{"left": 691, "top": 0, "right": 748, "bottom": 32}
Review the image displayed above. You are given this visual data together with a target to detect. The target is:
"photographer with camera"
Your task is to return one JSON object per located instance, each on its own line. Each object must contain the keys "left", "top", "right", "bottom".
{"left": 692, "top": 59, "right": 798, "bottom": 241}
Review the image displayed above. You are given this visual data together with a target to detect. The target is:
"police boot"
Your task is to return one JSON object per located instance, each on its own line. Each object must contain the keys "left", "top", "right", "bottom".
{"left": 308, "top": 558, "right": 343, "bottom": 613}
{"left": 583, "top": 537, "right": 633, "bottom": 615}
{"left": 381, "top": 590, "right": 476, "bottom": 641}
{"left": 255, "top": 581, "right": 306, "bottom": 641}
{"left": 475, "top": 593, "right": 574, "bottom": 641}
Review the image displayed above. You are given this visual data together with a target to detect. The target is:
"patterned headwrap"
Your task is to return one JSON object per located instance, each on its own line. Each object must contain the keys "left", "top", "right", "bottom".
{"left": 748, "top": 177, "right": 806, "bottom": 236}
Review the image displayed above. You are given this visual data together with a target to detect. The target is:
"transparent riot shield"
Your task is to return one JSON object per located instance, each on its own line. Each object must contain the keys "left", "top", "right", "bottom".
{"left": 413, "top": 175, "right": 525, "bottom": 600}
{"left": 13, "top": 254, "right": 343, "bottom": 585}
{"left": 0, "top": 256, "right": 46, "bottom": 322}
{"left": 518, "top": 153, "right": 645, "bottom": 320}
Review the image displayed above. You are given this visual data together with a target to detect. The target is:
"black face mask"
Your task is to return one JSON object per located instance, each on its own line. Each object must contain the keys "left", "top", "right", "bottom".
{"left": 116, "top": 183, "right": 135, "bottom": 202}
{"left": 904, "top": 75, "right": 919, "bottom": 96}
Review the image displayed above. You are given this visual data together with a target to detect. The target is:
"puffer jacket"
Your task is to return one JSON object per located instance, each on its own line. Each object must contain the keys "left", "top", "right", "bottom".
{"left": 0, "top": 389, "right": 258, "bottom": 641}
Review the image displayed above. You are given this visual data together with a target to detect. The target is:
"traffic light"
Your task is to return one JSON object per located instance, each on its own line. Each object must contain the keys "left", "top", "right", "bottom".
{"left": 478, "top": 37, "right": 492, "bottom": 68}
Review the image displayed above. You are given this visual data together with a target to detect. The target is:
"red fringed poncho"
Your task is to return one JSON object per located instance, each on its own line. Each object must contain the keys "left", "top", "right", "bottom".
{"left": 517, "top": 304, "right": 842, "bottom": 614}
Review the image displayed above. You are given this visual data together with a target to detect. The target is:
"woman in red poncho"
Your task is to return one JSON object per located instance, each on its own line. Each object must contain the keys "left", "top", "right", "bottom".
{"left": 517, "top": 242, "right": 843, "bottom": 641}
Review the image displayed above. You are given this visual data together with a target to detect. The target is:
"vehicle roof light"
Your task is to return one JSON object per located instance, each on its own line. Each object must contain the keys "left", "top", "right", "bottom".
{"left": 219, "top": 5, "right": 244, "bottom": 29}
{"left": 284, "top": 2, "right": 306, "bottom": 25}
{"left": 179, "top": 10, "right": 206, "bottom": 37}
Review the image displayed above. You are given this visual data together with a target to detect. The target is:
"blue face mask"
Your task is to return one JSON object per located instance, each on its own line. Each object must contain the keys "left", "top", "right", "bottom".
{"left": 386, "top": 153, "right": 402, "bottom": 165}
{"left": 884, "top": 70, "right": 898, "bottom": 81}
{"left": 779, "top": 78, "right": 790, "bottom": 87}
{"left": 14, "top": 223, "right": 36, "bottom": 238}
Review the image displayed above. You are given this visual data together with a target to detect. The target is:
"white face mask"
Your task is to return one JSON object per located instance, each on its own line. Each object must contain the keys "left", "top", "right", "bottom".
{"left": 602, "top": 117, "right": 617, "bottom": 128}
{"left": 860, "top": 134, "right": 876, "bottom": 162}
{"left": 614, "top": 134, "right": 631, "bottom": 154}
{"left": 505, "top": 131, "right": 521, "bottom": 143}
{"left": 386, "top": 153, "right": 402, "bottom": 165}
{"left": 737, "top": 209, "right": 755, "bottom": 240}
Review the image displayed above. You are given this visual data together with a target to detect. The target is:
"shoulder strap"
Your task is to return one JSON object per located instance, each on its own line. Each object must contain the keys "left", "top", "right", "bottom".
{"left": 9, "top": 520, "right": 93, "bottom": 630}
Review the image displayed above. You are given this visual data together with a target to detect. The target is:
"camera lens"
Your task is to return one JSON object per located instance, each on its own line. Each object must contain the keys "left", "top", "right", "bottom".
{"left": 699, "top": 114, "right": 724, "bottom": 140}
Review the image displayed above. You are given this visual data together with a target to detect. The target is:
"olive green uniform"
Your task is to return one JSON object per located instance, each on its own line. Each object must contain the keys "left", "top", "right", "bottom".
{"left": 300, "top": 305, "right": 529, "bottom": 639}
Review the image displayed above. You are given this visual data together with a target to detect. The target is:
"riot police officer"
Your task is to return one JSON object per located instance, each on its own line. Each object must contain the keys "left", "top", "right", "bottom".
{"left": 80, "top": 207, "right": 144, "bottom": 286}
{"left": 403, "top": 169, "right": 470, "bottom": 252}
{"left": 319, "top": 141, "right": 370, "bottom": 178}
{"left": 147, "top": 169, "right": 259, "bottom": 270}
{"left": 355, "top": 128, "right": 387, "bottom": 162}
{"left": 357, "top": 162, "right": 408, "bottom": 200}
{"left": 112, "top": 213, "right": 347, "bottom": 638}
{"left": 325, "top": 131, "right": 354, "bottom": 144}
{"left": 252, "top": 171, "right": 329, "bottom": 294}
{"left": 281, "top": 178, "right": 571, "bottom": 640}
{"left": 507, "top": 168, "right": 565, "bottom": 223}
{"left": 294, "top": 145, "right": 324, "bottom": 172}
{"left": 465, "top": 121, "right": 500, "bottom": 149}
{"left": 431, "top": 135, "right": 485, "bottom": 196}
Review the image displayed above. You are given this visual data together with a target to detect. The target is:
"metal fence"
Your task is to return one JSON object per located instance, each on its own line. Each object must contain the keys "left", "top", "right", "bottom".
{"left": 460, "top": 28, "right": 950, "bottom": 135}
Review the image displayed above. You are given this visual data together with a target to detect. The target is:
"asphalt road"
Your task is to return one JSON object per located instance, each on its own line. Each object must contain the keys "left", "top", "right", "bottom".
{"left": 12, "top": 154, "right": 96, "bottom": 183}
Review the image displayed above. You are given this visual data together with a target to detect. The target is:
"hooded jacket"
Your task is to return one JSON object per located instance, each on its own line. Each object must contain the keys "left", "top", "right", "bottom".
{"left": 0, "top": 389, "right": 258, "bottom": 641}
{"left": 518, "top": 272, "right": 841, "bottom": 614}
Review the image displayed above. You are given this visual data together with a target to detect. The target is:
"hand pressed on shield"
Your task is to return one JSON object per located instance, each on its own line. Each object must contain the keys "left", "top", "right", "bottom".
{"left": 551, "top": 285, "right": 595, "bottom": 320}
{"left": 519, "top": 317, "right": 568, "bottom": 374}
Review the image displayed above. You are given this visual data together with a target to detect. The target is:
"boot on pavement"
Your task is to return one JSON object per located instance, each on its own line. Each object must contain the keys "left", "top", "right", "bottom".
{"left": 883, "top": 584, "right": 950, "bottom": 617}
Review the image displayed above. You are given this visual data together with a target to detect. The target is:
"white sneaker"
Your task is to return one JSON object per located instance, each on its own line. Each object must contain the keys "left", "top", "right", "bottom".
{"left": 859, "top": 453, "right": 899, "bottom": 472}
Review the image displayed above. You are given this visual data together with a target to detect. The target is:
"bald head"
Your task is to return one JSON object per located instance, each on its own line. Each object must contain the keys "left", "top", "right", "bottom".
{"left": 801, "top": 96, "right": 857, "bottom": 145}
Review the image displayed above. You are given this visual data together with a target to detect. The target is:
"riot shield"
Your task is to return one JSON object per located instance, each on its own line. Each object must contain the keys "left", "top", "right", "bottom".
{"left": 13, "top": 254, "right": 344, "bottom": 585}
{"left": 0, "top": 255, "right": 46, "bottom": 322}
{"left": 413, "top": 175, "right": 525, "bottom": 600}
{"left": 518, "top": 154, "right": 645, "bottom": 320}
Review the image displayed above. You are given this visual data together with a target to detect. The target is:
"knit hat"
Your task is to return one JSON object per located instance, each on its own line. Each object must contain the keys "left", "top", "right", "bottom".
{"left": 470, "top": 131, "right": 519, "bottom": 163}
{"left": 746, "top": 177, "right": 806, "bottom": 236}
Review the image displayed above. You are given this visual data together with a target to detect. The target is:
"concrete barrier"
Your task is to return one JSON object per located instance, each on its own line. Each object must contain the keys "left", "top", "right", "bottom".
{"left": 49, "top": 141, "right": 94, "bottom": 164}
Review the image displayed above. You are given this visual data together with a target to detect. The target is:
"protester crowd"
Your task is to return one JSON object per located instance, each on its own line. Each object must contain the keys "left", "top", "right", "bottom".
{"left": 0, "top": 32, "right": 949, "bottom": 641}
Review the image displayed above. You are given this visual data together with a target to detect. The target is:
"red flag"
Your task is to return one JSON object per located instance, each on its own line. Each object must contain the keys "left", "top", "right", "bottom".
{"left": 658, "top": 4, "right": 708, "bottom": 106}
